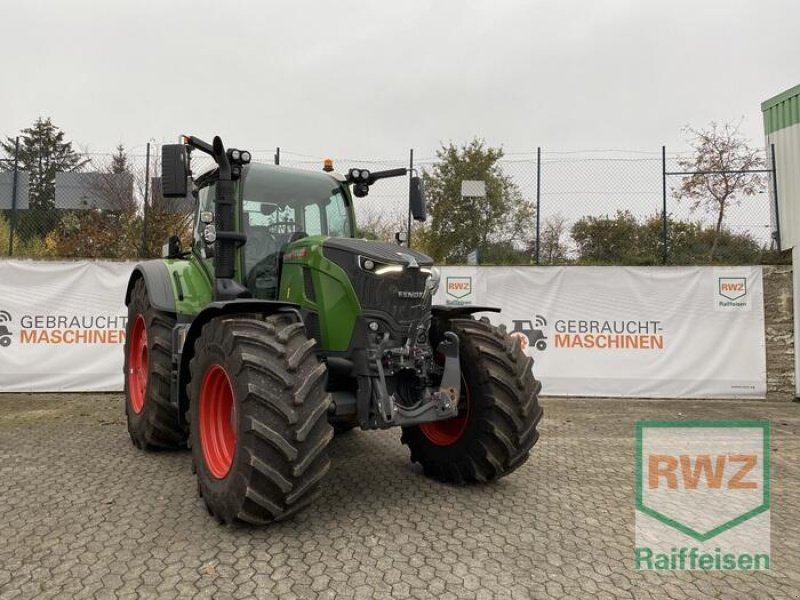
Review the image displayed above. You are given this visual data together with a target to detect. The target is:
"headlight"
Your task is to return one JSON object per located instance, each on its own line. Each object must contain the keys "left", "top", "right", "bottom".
{"left": 374, "top": 265, "right": 403, "bottom": 276}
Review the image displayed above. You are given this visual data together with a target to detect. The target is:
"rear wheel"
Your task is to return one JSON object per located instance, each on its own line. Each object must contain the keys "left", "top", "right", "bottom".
{"left": 401, "top": 318, "right": 543, "bottom": 483}
{"left": 188, "top": 314, "right": 333, "bottom": 525}
{"left": 124, "top": 278, "right": 186, "bottom": 449}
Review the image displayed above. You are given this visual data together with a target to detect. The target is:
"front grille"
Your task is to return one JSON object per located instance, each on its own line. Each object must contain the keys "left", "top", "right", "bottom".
{"left": 323, "top": 242, "right": 432, "bottom": 332}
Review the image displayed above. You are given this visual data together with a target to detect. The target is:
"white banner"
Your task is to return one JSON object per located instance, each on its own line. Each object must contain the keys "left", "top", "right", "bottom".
{"left": 434, "top": 266, "right": 766, "bottom": 398}
{"left": 0, "top": 262, "right": 767, "bottom": 397}
{"left": 0, "top": 260, "right": 135, "bottom": 392}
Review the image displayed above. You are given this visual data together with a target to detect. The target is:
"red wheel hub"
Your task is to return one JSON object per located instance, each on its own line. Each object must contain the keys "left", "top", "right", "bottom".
{"left": 199, "top": 364, "right": 237, "bottom": 479}
{"left": 419, "top": 379, "right": 470, "bottom": 446}
{"left": 128, "top": 315, "right": 148, "bottom": 414}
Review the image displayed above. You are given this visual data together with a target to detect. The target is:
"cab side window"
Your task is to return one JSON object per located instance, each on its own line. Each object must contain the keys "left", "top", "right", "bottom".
{"left": 326, "top": 193, "right": 349, "bottom": 237}
{"left": 304, "top": 203, "right": 322, "bottom": 235}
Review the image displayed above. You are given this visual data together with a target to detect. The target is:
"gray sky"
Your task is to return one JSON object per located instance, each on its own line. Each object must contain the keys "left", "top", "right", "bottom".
{"left": 2, "top": 0, "right": 798, "bottom": 160}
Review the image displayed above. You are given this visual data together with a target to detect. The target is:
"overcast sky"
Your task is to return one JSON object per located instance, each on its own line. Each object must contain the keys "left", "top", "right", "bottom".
{"left": 2, "top": 0, "right": 798, "bottom": 160}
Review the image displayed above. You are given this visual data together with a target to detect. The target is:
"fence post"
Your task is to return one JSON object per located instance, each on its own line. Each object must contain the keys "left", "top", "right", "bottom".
{"left": 8, "top": 137, "right": 19, "bottom": 257}
{"left": 142, "top": 142, "right": 151, "bottom": 258}
{"left": 535, "top": 146, "right": 541, "bottom": 265}
{"left": 407, "top": 148, "right": 414, "bottom": 248}
{"left": 661, "top": 145, "right": 667, "bottom": 265}
{"left": 274, "top": 147, "right": 280, "bottom": 166}
{"left": 770, "top": 143, "right": 781, "bottom": 252}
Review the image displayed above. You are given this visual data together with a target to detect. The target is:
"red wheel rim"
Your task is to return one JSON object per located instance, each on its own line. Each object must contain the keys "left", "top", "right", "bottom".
{"left": 128, "top": 315, "right": 148, "bottom": 415}
{"left": 199, "top": 364, "right": 237, "bottom": 479}
{"left": 419, "top": 378, "right": 470, "bottom": 446}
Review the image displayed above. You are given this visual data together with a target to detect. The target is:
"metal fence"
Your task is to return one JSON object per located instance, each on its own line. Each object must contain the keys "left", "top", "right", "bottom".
{"left": 0, "top": 143, "right": 779, "bottom": 265}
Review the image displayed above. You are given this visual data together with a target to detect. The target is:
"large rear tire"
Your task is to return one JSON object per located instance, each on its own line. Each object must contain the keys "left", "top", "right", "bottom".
{"left": 124, "top": 278, "right": 186, "bottom": 450}
{"left": 188, "top": 314, "right": 333, "bottom": 525}
{"left": 401, "top": 318, "right": 543, "bottom": 483}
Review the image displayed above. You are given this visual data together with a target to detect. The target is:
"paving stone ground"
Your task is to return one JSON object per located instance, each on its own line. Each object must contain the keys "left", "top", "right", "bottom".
{"left": 0, "top": 394, "right": 798, "bottom": 599}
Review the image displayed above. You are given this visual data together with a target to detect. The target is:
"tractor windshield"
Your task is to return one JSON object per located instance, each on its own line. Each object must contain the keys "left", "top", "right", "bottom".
{"left": 240, "top": 165, "right": 353, "bottom": 298}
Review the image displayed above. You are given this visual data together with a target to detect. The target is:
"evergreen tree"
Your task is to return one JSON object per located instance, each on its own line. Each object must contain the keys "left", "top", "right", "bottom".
{"left": 1, "top": 117, "right": 87, "bottom": 211}
{"left": 111, "top": 143, "right": 129, "bottom": 174}
{"left": 1, "top": 117, "right": 87, "bottom": 240}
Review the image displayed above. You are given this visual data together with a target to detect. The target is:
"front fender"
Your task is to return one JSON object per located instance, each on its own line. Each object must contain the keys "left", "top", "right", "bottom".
{"left": 125, "top": 261, "right": 176, "bottom": 313}
{"left": 431, "top": 305, "right": 501, "bottom": 319}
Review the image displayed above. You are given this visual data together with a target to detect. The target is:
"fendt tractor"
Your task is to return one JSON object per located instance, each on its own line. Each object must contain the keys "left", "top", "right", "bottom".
{"left": 123, "top": 135, "right": 543, "bottom": 525}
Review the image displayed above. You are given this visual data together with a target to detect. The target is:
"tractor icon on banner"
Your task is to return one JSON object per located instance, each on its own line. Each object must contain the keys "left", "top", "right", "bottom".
{"left": 510, "top": 315, "right": 548, "bottom": 351}
{"left": 0, "top": 310, "right": 12, "bottom": 347}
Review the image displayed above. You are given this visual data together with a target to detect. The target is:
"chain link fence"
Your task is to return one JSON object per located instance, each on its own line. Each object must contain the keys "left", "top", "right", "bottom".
{"left": 0, "top": 144, "right": 779, "bottom": 265}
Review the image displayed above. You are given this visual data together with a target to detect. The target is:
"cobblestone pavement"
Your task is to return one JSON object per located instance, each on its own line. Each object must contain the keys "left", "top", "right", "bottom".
{"left": 0, "top": 394, "right": 798, "bottom": 599}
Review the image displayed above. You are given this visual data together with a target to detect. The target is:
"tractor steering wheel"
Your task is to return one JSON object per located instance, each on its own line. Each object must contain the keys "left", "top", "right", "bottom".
{"left": 265, "top": 220, "right": 296, "bottom": 234}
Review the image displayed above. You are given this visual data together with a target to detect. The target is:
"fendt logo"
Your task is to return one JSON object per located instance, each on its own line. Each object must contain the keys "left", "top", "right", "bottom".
{"left": 635, "top": 421, "right": 770, "bottom": 571}
{"left": 0, "top": 310, "right": 13, "bottom": 347}
{"left": 719, "top": 277, "right": 747, "bottom": 301}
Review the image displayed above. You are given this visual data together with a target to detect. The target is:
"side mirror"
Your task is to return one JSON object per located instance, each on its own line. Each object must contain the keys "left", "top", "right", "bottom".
{"left": 162, "top": 235, "right": 183, "bottom": 259}
{"left": 161, "top": 144, "right": 189, "bottom": 198}
{"left": 410, "top": 176, "right": 426, "bottom": 222}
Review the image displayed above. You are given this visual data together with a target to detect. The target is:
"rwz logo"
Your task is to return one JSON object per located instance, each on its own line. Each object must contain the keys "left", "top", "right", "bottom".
{"left": 718, "top": 277, "right": 747, "bottom": 301}
{"left": 636, "top": 421, "right": 769, "bottom": 542}
{"left": 445, "top": 277, "right": 472, "bottom": 299}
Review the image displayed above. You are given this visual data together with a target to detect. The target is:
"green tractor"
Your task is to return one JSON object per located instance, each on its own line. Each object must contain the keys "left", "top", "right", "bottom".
{"left": 124, "top": 135, "right": 543, "bottom": 525}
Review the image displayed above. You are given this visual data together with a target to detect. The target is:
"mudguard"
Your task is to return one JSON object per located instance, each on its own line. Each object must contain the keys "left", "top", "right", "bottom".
{"left": 431, "top": 305, "right": 501, "bottom": 319}
{"left": 125, "top": 261, "right": 176, "bottom": 313}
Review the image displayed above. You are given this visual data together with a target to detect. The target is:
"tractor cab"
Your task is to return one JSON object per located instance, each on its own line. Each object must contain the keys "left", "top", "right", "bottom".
{"left": 193, "top": 163, "right": 356, "bottom": 300}
{"left": 240, "top": 165, "right": 353, "bottom": 299}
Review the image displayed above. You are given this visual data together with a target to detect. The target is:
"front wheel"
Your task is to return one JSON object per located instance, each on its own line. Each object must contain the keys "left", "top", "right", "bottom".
{"left": 188, "top": 314, "right": 333, "bottom": 525}
{"left": 401, "top": 318, "right": 543, "bottom": 483}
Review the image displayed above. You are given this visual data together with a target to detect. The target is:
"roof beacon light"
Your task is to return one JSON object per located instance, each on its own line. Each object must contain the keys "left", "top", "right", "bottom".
{"left": 323, "top": 158, "right": 334, "bottom": 172}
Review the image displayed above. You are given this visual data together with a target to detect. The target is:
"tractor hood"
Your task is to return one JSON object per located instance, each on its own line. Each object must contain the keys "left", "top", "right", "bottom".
{"left": 322, "top": 238, "right": 434, "bottom": 269}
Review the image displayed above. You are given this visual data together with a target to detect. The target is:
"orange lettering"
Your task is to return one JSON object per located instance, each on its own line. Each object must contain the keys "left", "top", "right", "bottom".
{"left": 648, "top": 455, "right": 678, "bottom": 489}
{"left": 680, "top": 454, "right": 725, "bottom": 489}
{"left": 727, "top": 454, "right": 758, "bottom": 490}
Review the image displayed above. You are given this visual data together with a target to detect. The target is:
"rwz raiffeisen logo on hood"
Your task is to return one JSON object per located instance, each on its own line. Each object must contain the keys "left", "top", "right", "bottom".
{"left": 0, "top": 310, "right": 13, "bottom": 347}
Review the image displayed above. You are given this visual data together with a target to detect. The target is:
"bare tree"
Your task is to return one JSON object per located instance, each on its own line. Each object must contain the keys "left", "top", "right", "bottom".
{"left": 675, "top": 121, "right": 765, "bottom": 260}
{"left": 539, "top": 214, "right": 569, "bottom": 263}
{"left": 356, "top": 209, "right": 406, "bottom": 242}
